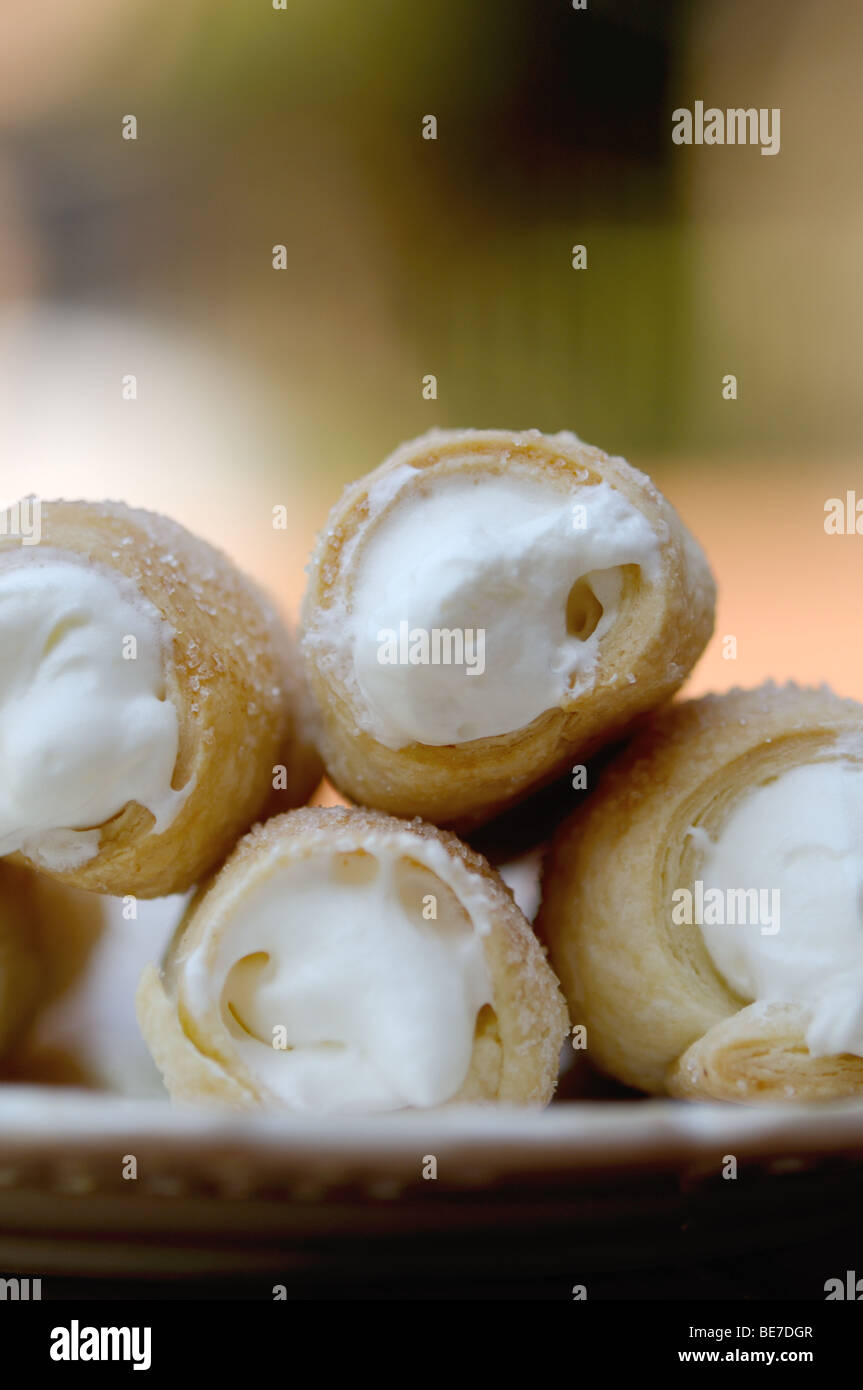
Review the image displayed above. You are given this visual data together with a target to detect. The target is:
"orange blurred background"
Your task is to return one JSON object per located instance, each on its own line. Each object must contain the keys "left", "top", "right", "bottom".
{"left": 0, "top": 0, "right": 860, "bottom": 701}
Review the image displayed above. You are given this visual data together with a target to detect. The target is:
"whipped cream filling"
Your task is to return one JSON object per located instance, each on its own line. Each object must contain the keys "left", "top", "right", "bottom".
{"left": 180, "top": 844, "right": 492, "bottom": 1113}
{"left": 698, "top": 760, "right": 863, "bottom": 1057}
{"left": 346, "top": 473, "right": 661, "bottom": 747}
{"left": 0, "top": 551, "right": 184, "bottom": 871}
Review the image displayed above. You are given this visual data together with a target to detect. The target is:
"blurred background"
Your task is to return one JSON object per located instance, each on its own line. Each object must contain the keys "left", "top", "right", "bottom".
{"left": 0, "top": 0, "right": 860, "bottom": 693}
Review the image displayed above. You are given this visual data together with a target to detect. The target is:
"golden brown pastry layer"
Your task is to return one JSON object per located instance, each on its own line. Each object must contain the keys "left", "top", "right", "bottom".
{"left": 300, "top": 428, "right": 715, "bottom": 832}
{"left": 539, "top": 683, "right": 863, "bottom": 1104}
{"left": 137, "top": 806, "right": 569, "bottom": 1112}
{"left": 0, "top": 500, "right": 321, "bottom": 896}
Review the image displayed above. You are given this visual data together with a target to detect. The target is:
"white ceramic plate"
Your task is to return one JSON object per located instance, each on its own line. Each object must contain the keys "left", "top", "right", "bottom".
{"left": 2, "top": 1087, "right": 863, "bottom": 1277}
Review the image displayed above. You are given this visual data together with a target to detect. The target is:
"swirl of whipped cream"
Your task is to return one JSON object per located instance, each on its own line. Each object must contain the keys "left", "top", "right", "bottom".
{"left": 0, "top": 550, "right": 183, "bottom": 872}
{"left": 346, "top": 471, "right": 662, "bottom": 748}
{"left": 699, "top": 760, "right": 863, "bottom": 1057}
{"left": 177, "top": 829, "right": 493, "bottom": 1113}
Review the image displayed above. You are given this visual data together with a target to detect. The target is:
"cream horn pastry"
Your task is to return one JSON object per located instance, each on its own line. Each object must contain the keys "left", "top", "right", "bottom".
{"left": 0, "top": 861, "right": 105, "bottom": 1066}
{"left": 539, "top": 683, "right": 863, "bottom": 1104}
{"left": 300, "top": 428, "right": 715, "bottom": 831}
{"left": 0, "top": 500, "right": 321, "bottom": 897}
{"left": 136, "top": 806, "right": 569, "bottom": 1112}
{"left": 0, "top": 863, "right": 43, "bottom": 1060}
{"left": 5, "top": 886, "right": 181, "bottom": 1093}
